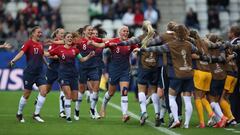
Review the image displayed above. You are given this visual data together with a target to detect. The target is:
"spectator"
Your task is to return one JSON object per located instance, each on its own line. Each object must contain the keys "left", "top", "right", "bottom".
{"left": 0, "top": 21, "right": 8, "bottom": 44}
{"left": 113, "top": 0, "right": 128, "bottom": 19}
{"left": 208, "top": 7, "right": 220, "bottom": 31}
{"left": 185, "top": 8, "right": 200, "bottom": 30}
{"left": 47, "top": 0, "right": 62, "bottom": 11}
{"left": 16, "top": 24, "right": 28, "bottom": 47}
{"left": 122, "top": 7, "right": 134, "bottom": 27}
{"left": 134, "top": 8, "right": 144, "bottom": 28}
{"left": 144, "top": 5, "right": 158, "bottom": 28}
{"left": 102, "top": 0, "right": 114, "bottom": 19}
{"left": 88, "top": 0, "right": 103, "bottom": 21}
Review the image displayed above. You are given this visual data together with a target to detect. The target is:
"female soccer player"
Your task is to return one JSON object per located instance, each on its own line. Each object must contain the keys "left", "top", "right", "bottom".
{"left": 46, "top": 32, "right": 95, "bottom": 122}
{"left": 91, "top": 26, "right": 138, "bottom": 122}
{"left": 10, "top": 26, "right": 48, "bottom": 123}
{"left": 44, "top": 28, "right": 66, "bottom": 118}
{"left": 74, "top": 25, "right": 102, "bottom": 120}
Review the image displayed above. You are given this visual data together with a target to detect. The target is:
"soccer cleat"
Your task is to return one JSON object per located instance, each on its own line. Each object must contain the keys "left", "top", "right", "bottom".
{"left": 90, "top": 108, "right": 96, "bottom": 119}
{"left": 122, "top": 114, "right": 130, "bottom": 123}
{"left": 33, "top": 114, "right": 44, "bottom": 123}
{"left": 207, "top": 114, "right": 217, "bottom": 127}
{"left": 183, "top": 124, "right": 189, "bottom": 129}
{"left": 59, "top": 111, "right": 66, "bottom": 119}
{"left": 196, "top": 123, "right": 205, "bottom": 128}
{"left": 226, "top": 119, "right": 237, "bottom": 127}
{"left": 213, "top": 116, "right": 228, "bottom": 128}
{"left": 168, "top": 117, "right": 174, "bottom": 128}
{"left": 94, "top": 110, "right": 101, "bottom": 119}
{"left": 160, "top": 118, "right": 165, "bottom": 125}
{"left": 155, "top": 114, "right": 160, "bottom": 127}
{"left": 140, "top": 112, "right": 148, "bottom": 126}
{"left": 99, "top": 106, "right": 106, "bottom": 118}
{"left": 169, "top": 121, "right": 181, "bottom": 128}
{"left": 16, "top": 114, "right": 25, "bottom": 123}
{"left": 66, "top": 117, "right": 72, "bottom": 123}
{"left": 74, "top": 109, "right": 79, "bottom": 121}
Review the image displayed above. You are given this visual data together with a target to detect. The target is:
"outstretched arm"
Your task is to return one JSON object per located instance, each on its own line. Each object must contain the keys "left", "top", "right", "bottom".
{"left": 77, "top": 51, "right": 95, "bottom": 62}
{"left": 141, "top": 44, "right": 169, "bottom": 53}
{"left": 9, "top": 50, "right": 25, "bottom": 67}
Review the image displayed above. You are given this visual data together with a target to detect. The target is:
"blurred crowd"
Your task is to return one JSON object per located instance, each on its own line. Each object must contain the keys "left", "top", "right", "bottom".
{"left": 0, "top": 0, "right": 63, "bottom": 51}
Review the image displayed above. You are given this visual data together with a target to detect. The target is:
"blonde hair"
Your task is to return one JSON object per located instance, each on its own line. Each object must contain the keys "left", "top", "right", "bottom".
{"left": 51, "top": 28, "right": 64, "bottom": 39}
{"left": 141, "top": 21, "right": 155, "bottom": 48}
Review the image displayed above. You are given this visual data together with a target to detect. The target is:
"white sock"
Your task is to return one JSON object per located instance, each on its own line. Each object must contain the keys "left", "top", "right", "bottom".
{"left": 102, "top": 91, "right": 111, "bottom": 110}
{"left": 90, "top": 92, "right": 98, "bottom": 110}
{"left": 211, "top": 102, "right": 224, "bottom": 118}
{"left": 75, "top": 92, "right": 83, "bottom": 111}
{"left": 138, "top": 92, "right": 147, "bottom": 114}
{"left": 160, "top": 98, "right": 166, "bottom": 119}
{"left": 169, "top": 95, "right": 179, "bottom": 122}
{"left": 121, "top": 96, "right": 128, "bottom": 115}
{"left": 85, "top": 90, "right": 90, "bottom": 98}
{"left": 59, "top": 91, "right": 65, "bottom": 112}
{"left": 183, "top": 96, "right": 193, "bottom": 126}
{"left": 34, "top": 94, "right": 46, "bottom": 115}
{"left": 17, "top": 96, "right": 27, "bottom": 114}
{"left": 65, "top": 99, "right": 71, "bottom": 118}
{"left": 151, "top": 93, "right": 160, "bottom": 114}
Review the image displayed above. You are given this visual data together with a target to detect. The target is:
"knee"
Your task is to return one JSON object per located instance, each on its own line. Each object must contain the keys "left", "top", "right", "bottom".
{"left": 121, "top": 87, "right": 128, "bottom": 96}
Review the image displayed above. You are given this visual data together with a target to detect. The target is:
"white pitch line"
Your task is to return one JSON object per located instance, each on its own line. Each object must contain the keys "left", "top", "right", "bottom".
{"left": 99, "top": 98, "right": 181, "bottom": 135}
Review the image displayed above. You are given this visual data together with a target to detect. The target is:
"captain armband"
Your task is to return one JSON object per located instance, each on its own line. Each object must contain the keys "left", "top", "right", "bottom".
{"left": 76, "top": 54, "right": 83, "bottom": 59}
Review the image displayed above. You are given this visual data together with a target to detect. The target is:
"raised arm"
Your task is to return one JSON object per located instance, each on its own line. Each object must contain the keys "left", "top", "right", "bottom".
{"left": 141, "top": 44, "right": 169, "bottom": 53}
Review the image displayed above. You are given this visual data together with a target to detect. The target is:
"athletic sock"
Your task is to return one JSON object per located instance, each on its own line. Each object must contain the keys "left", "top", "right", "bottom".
{"left": 151, "top": 93, "right": 160, "bottom": 114}
{"left": 34, "top": 94, "right": 46, "bottom": 114}
{"left": 75, "top": 92, "right": 83, "bottom": 111}
{"left": 183, "top": 96, "right": 193, "bottom": 126}
{"left": 138, "top": 92, "right": 147, "bottom": 114}
{"left": 121, "top": 96, "right": 128, "bottom": 115}
{"left": 59, "top": 91, "right": 65, "bottom": 112}
{"left": 102, "top": 91, "right": 111, "bottom": 110}
{"left": 17, "top": 96, "right": 27, "bottom": 114}
{"left": 65, "top": 99, "right": 71, "bottom": 118}
{"left": 220, "top": 99, "right": 234, "bottom": 120}
{"left": 169, "top": 95, "right": 179, "bottom": 122}
{"left": 195, "top": 98, "right": 204, "bottom": 124}
{"left": 90, "top": 92, "right": 98, "bottom": 110}
{"left": 202, "top": 97, "right": 214, "bottom": 117}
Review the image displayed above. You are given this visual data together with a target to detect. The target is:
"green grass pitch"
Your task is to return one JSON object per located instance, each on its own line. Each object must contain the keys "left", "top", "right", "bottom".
{"left": 0, "top": 91, "right": 239, "bottom": 135}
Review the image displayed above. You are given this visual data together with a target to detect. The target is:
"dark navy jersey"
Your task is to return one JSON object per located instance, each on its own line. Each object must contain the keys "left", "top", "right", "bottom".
{"left": 107, "top": 38, "right": 138, "bottom": 72}
{"left": 49, "top": 45, "right": 80, "bottom": 78}
{"left": 21, "top": 39, "right": 44, "bottom": 73}
{"left": 76, "top": 37, "right": 100, "bottom": 69}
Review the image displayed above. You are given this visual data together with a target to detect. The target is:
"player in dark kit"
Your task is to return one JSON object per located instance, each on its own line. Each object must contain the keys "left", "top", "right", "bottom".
{"left": 46, "top": 32, "right": 95, "bottom": 122}
{"left": 9, "top": 26, "right": 48, "bottom": 123}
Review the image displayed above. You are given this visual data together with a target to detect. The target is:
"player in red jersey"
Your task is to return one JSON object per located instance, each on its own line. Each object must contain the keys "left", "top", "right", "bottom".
{"left": 10, "top": 26, "right": 48, "bottom": 123}
{"left": 46, "top": 32, "right": 95, "bottom": 122}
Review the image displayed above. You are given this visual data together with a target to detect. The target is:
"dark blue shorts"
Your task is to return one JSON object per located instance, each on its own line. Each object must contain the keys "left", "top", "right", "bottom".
{"left": 46, "top": 62, "right": 59, "bottom": 84}
{"left": 169, "top": 78, "right": 194, "bottom": 94}
{"left": 137, "top": 68, "right": 159, "bottom": 85}
{"left": 23, "top": 71, "right": 47, "bottom": 90}
{"left": 79, "top": 67, "right": 100, "bottom": 83}
{"left": 58, "top": 77, "right": 79, "bottom": 91}
{"left": 109, "top": 69, "right": 130, "bottom": 85}
{"left": 209, "top": 79, "right": 225, "bottom": 97}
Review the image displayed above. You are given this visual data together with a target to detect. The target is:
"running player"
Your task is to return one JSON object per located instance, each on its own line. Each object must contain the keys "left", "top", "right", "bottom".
{"left": 10, "top": 26, "right": 48, "bottom": 123}
{"left": 91, "top": 26, "right": 138, "bottom": 122}
{"left": 46, "top": 32, "right": 95, "bottom": 122}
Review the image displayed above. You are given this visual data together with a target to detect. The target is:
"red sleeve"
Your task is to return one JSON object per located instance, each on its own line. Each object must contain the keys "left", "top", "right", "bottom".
{"left": 21, "top": 41, "right": 30, "bottom": 53}
{"left": 92, "top": 37, "right": 103, "bottom": 43}
{"left": 75, "top": 48, "right": 80, "bottom": 55}
{"left": 131, "top": 44, "right": 139, "bottom": 50}
{"left": 49, "top": 47, "right": 59, "bottom": 56}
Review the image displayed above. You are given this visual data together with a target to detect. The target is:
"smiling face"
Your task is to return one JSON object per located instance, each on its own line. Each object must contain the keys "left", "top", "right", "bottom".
{"left": 83, "top": 25, "right": 93, "bottom": 38}
{"left": 56, "top": 29, "right": 65, "bottom": 40}
{"left": 119, "top": 26, "right": 129, "bottom": 41}
{"left": 32, "top": 28, "right": 42, "bottom": 41}
{"left": 64, "top": 33, "right": 73, "bottom": 45}
{"left": 92, "top": 29, "right": 98, "bottom": 37}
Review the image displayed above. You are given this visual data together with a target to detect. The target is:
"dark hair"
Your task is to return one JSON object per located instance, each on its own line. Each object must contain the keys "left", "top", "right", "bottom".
{"left": 230, "top": 25, "right": 240, "bottom": 37}
{"left": 64, "top": 32, "right": 72, "bottom": 38}
{"left": 76, "top": 27, "right": 84, "bottom": 37}
{"left": 29, "top": 26, "right": 41, "bottom": 37}
{"left": 93, "top": 24, "right": 107, "bottom": 38}
{"left": 83, "top": 25, "right": 91, "bottom": 31}
{"left": 207, "top": 33, "right": 222, "bottom": 43}
{"left": 167, "top": 21, "right": 177, "bottom": 31}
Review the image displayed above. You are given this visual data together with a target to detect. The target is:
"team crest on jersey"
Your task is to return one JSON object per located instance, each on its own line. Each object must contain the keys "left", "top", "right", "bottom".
{"left": 24, "top": 81, "right": 28, "bottom": 85}
{"left": 72, "top": 49, "right": 76, "bottom": 55}
{"left": 61, "top": 80, "right": 64, "bottom": 84}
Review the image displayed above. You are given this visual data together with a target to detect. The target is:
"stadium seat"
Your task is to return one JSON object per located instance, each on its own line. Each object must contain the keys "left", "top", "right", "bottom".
{"left": 200, "top": 21, "right": 208, "bottom": 29}
{"left": 113, "top": 19, "right": 123, "bottom": 30}
{"left": 5, "top": 1, "right": 17, "bottom": 19}
{"left": 198, "top": 12, "right": 208, "bottom": 21}
{"left": 219, "top": 11, "right": 230, "bottom": 21}
{"left": 185, "top": 0, "right": 196, "bottom": 4}
{"left": 229, "top": 4, "right": 238, "bottom": 12}
{"left": 230, "top": 12, "right": 240, "bottom": 22}
{"left": 196, "top": 4, "right": 207, "bottom": 12}
{"left": 102, "top": 19, "right": 114, "bottom": 30}
{"left": 91, "top": 19, "right": 102, "bottom": 27}
{"left": 105, "top": 29, "right": 114, "bottom": 38}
